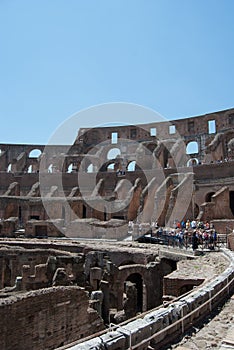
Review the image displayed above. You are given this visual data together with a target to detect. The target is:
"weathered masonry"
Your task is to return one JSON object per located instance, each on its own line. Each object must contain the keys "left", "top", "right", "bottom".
{"left": 1, "top": 108, "right": 234, "bottom": 238}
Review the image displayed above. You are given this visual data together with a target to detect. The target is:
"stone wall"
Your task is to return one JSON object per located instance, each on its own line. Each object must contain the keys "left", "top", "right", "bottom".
{"left": 0, "top": 247, "right": 73, "bottom": 289}
{"left": 0, "top": 286, "right": 104, "bottom": 350}
{"left": 63, "top": 249, "right": 234, "bottom": 350}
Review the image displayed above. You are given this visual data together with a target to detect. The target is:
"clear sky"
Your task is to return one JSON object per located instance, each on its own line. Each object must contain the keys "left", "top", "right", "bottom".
{"left": 0, "top": 0, "right": 234, "bottom": 145}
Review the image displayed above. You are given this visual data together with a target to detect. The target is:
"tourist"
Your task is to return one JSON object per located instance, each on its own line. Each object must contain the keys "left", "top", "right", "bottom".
{"left": 191, "top": 220, "right": 197, "bottom": 229}
{"left": 185, "top": 220, "right": 190, "bottom": 230}
{"left": 192, "top": 231, "right": 199, "bottom": 250}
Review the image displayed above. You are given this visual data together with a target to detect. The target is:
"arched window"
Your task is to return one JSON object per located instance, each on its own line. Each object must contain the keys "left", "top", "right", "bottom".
{"left": 107, "top": 163, "right": 115, "bottom": 171}
{"left": 48, "top": 164, "right": 53, "bottom": 173}
{"left": 186, "top": 141, "right": 198, "bottom": 154}
{"left": 29, "top": 149, "right": 42, "bottom": 158}
{"left": 28, "top": 165, "right": 33, "bottom": 173}
{"left": 67, "top": 163, "right": 77, "bottom": 173}
{"left": 127, "top": 161, "right": 136, "bottom": 171}
{"left": 87, "top": 164, "right": 94, "bottom": 173}
{"left": 67, "top": 163, "right": 73, "bottom": 173}
{"left": 107, "top": 148, "right": 121, "bottom": 160}
{"left": 7, "top": 163, "right": 12, "bottom": 172}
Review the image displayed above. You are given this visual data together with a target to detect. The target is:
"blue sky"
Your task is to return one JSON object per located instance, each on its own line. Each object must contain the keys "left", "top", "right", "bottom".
{"left": 0, "top": 0, "right": 234, "bottom": 144}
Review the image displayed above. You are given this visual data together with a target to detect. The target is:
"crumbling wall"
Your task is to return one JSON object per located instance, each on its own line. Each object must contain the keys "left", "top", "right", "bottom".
{"left": 69, "top": 250, "right": 234, "bottom": 350}
{"left": 200, "top": 186, "right": 233, "bottom": 222}
{"left": 0, "top": 286, "right": 104, "bottom": 350}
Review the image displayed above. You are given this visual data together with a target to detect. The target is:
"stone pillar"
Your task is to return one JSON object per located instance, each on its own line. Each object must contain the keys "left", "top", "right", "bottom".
{"left": 100, "top": 280, "right": 110, "bottom": 324}
{"left": 90, "top": 267, "right": 102, "bottom": 290}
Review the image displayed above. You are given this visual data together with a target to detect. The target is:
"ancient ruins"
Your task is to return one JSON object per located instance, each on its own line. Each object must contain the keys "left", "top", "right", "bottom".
{"left": 1, "top": 108, "right": 234, "bottom": 238}
{"left": 0, "top": 108, "right": 234, "bottom": 349}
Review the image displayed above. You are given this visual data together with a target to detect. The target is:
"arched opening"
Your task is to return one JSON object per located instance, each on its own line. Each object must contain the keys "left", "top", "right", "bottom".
{"left": 127, "top": 161, "right": 136, "bottom": 172}
{"left": 125, "top": 273, "right": 143, "bottom": 313}
{"left": 107, "top": 163, "right": 115, "bottom": 172}
{"left": 87, "top": 163, "right": 94, "bottom": 173}
{"left": 205, "top": 192, "right": 215, "bottom": 202}
{"left": 29, "top": 149, "right": 42, "bottom": 158}
{"left": 48, "top": 164, "right": 53, "bottom": 173}
{"left": 27, "top": 165, "right": 33, "bottom": 173}
{"left": 187, "top": 158, "right": 199, "bottom": 166}
{"left": 67, "top": 163, "right": 73, "bottom": 173}
{"left": 107, "top": 148, "right": 121, "bottom": 160}
{"left": 7, "top": 164, "right": 12, "bottom": 172}
{"left": 186, "top": 141, "right": 199, "bottom": 154}
{"left": 229, "top": 191, "right": 234, "bottom": 216}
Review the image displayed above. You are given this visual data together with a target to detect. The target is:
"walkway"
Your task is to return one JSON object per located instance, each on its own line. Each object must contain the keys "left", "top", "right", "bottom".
{"left": 169, "top": 294, "right": 234, "bottom": 350}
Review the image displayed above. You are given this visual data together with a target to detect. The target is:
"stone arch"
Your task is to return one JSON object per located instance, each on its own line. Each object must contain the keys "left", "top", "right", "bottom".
{"left": 80, "top": 158, "right": 98, "bottom": 173}
{"left": 7, "top": 163, "right": 12, "bottom": 172}
{"left": 87, "top": 163, "right": 95, "bottom": 173}
{"left": 28, "top": 149, "right": 42, "bottom": 158}
{"left": 107, "top": 162, "right": 115, "bottom": 172}
{"left": 27, "top": 165, "right": 33, "bottom": 173}
{"left": 127, "top": 161, "right": 136, "bottom": 172}
{"left": 67, "top": 164, "right": 73, "bottom": 173}
{"left": 125, "top": 273, "right": 143, "bottom": 313}
{"left": 118, "top": 265, "right": 146, "bottom": 312}
{"left": 186, "top": 141, "right": 199, "bottom": 154}
{"left": 187, "top": 158, "right": 199, "bottom": 166}
{"left": 48, "top": 164, "right": 55, "bottom": 173}
{"left": 67, "top": 163, "right": 77, "bottom": 173}
{"left": 107, "top": 147, "right": 121, "bottom": 160}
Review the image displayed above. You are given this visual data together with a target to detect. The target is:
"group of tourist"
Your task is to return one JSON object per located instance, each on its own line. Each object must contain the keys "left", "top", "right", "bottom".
{"left": 129, "top": 219, "right": 219, "bottom": 251}
{"left": 154, "top": 219, "right": 218, "bottom": 251}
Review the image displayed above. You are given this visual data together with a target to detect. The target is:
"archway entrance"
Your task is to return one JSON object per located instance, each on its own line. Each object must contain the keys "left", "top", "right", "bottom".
{"left": 125, "top": 273, "right": 143, "bottom": 313}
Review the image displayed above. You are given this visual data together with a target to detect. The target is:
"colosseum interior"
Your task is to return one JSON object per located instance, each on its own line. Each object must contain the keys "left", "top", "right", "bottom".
{"left": 0, "top": 108, "right": 234, "bottom": 350}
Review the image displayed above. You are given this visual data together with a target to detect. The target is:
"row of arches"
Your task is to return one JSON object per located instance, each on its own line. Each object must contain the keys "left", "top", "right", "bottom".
{"left": 107, "top": 142, "right": 199, "bottom": 158}
{"left": 5, "top": 141, "right": 200, "bottom": 174}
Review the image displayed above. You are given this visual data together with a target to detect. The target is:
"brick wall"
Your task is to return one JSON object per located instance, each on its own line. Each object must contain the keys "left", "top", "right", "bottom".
{"left": 0, "top": 286, "right": 104, "bottom": 350}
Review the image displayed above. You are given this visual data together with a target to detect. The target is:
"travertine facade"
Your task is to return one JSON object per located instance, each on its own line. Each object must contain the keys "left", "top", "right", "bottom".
{"left": 0, "top": 108, "right": 234, "bottom": 238}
